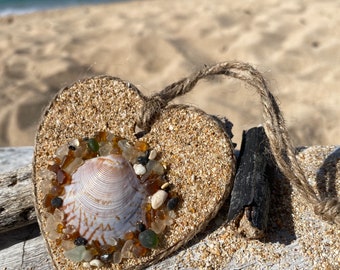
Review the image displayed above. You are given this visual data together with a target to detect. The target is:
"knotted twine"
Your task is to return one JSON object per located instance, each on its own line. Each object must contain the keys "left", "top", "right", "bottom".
{"left": 137, "top": 61, "right": 340, "bottom": 226}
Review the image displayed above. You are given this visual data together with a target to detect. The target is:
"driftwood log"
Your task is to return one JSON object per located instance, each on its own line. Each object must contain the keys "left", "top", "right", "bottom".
{"left": 0, "top": 164, "right": 36, "bottom": 232}
{"left": 0, "top": 147, "right": 52, "bottom": 269}
{"left": 0, "top": 147, "right": 36, "bottom": 232}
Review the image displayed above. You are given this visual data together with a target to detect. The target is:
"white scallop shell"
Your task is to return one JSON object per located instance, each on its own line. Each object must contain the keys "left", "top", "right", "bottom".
{"left": 62, "top": 154, "right": 145, "bottom": 245}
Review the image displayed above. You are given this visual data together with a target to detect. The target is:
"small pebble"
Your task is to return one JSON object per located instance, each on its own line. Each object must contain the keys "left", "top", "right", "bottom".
{"left": 63, "top": 157, "right": 83, "bottom": 175}
{"left": 117, "top": 139, "right": 132, "bottom": 152}
{"left": 82, "top": 249, "right": 93, "bottom": 262}
{"left": 74, "top": 144, "right": 86, "bottom": 158}
{"left": 90, "top": 259, "right": 104, "bottom": 267}
{"left": 87, "top": 138, "right": 99, "bottom": 152}
{"left": 100, "top": 253, "right": 113, "bottom": 262}
{"left": 151, "top": 189, "right": 168, "bottom": 209}
{"left": 132, "top": 242, "right": 148, "bottom": 257}
{"left": 99, "top": 142, "right": 112, "bottom": 156}
{"left": 74, "top": 236, "right": 88, "bottom": 246}
{"left": 113, "top": 251, "right": 122, "bottom": 264}
{"left": 151, "top": 219, "right": 167, "bottom": 234}
{"left": 134, "top": 141, "right": 149, "bottom": 152}
{"left": 137, "top": 155, "right": 149, "bottom": 165}
{"left": 146, "top": 160, "right": 164, "bottom": 175}
{"left": 68, "top": 145, "right": 76, "bottom": 151}
{"left": 107, "top": 237, "right": 118, "bottom": 246}
{"left": 51, "top": 197, "right": 63, "bottom": 208}
{"left": 137, "top": 222, "right": 146, "bottom": 232}
{"left": 106, "top": 132, "right": 116, "bottom": 141}
{"left": 148, "top": 149, "right": 157, "bottom": 160}
{"left": 138, "top": 229, "right": 159, "bottom": 249}
{"left": 61, "top": 240, "right": 75, "bottom": 251}
{"left": 167, "top": 197, "right": 179, "bottom": 210}
{"left": 133, "top": 163, "right": 146, "bottom": 175}
{"left": 64, "top": 245, "right": 86, "bottom": 262}
{"left": 53, "top": 208, "right": 64, "bottom": 221}
{"left": 63, "top": 224, "right": 77, "bottom": 235}
{"left": 55, "top": 144, "right": 69, "bottom": 160}
{"left": 69, "top": 139, "right": 80, "bottom": 148}
{"left": 121, "top": 239, "right": 134, "bottom": 258}
{"left": 161, "top": 182, "right": 170, "bottom": 190}
{"left": 135, "top": 131, "right": 146, "bottom": 139}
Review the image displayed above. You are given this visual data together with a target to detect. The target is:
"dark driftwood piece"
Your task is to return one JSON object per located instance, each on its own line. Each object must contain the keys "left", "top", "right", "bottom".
{"left": 226, "top": 126, "right": 272, "bottom": 239}
{"left": 0, "top": 164, "right": 36, "bottom": 232}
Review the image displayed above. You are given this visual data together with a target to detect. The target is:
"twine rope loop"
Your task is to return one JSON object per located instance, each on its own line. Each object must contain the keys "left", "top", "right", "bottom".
{"left": 137, "top": 61, "right": 340, "bottom": 225}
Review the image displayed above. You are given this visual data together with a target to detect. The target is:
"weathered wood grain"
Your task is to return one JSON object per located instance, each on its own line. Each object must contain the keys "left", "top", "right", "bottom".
{"left": 0, "top": 164, "right": 36, "bottom": 232}
{"left": 0, "top": 147, "right": 51, "bottom": 269}
{"left": 0, "top": 223, "right": 53, "bottom": 270}
{"left": 0, "top": 147, "right": 34, "bottom": 173}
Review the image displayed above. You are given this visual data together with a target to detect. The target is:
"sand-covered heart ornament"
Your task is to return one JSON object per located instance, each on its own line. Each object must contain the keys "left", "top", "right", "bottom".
{"left": 33, "top": 75, "right": 236, "bottom": 269}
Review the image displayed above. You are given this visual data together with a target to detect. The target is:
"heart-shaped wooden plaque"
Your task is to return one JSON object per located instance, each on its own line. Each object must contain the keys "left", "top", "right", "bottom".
{"left": 33, "top": 76, "right": 235, "bottom": 269}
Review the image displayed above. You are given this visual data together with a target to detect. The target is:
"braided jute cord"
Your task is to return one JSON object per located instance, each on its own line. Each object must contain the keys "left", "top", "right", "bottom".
{"left": 137, "top": 61, "right": 340, "bottom": 225}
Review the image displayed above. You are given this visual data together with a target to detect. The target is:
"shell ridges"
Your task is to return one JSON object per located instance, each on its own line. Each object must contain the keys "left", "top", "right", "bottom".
{"left": 62, "top": 154, "right": 145, "bottom": 244}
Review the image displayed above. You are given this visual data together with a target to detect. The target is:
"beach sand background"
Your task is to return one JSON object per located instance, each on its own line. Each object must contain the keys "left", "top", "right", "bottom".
{"left": 0, "top": 0, "right": 339, "bottom": 148}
